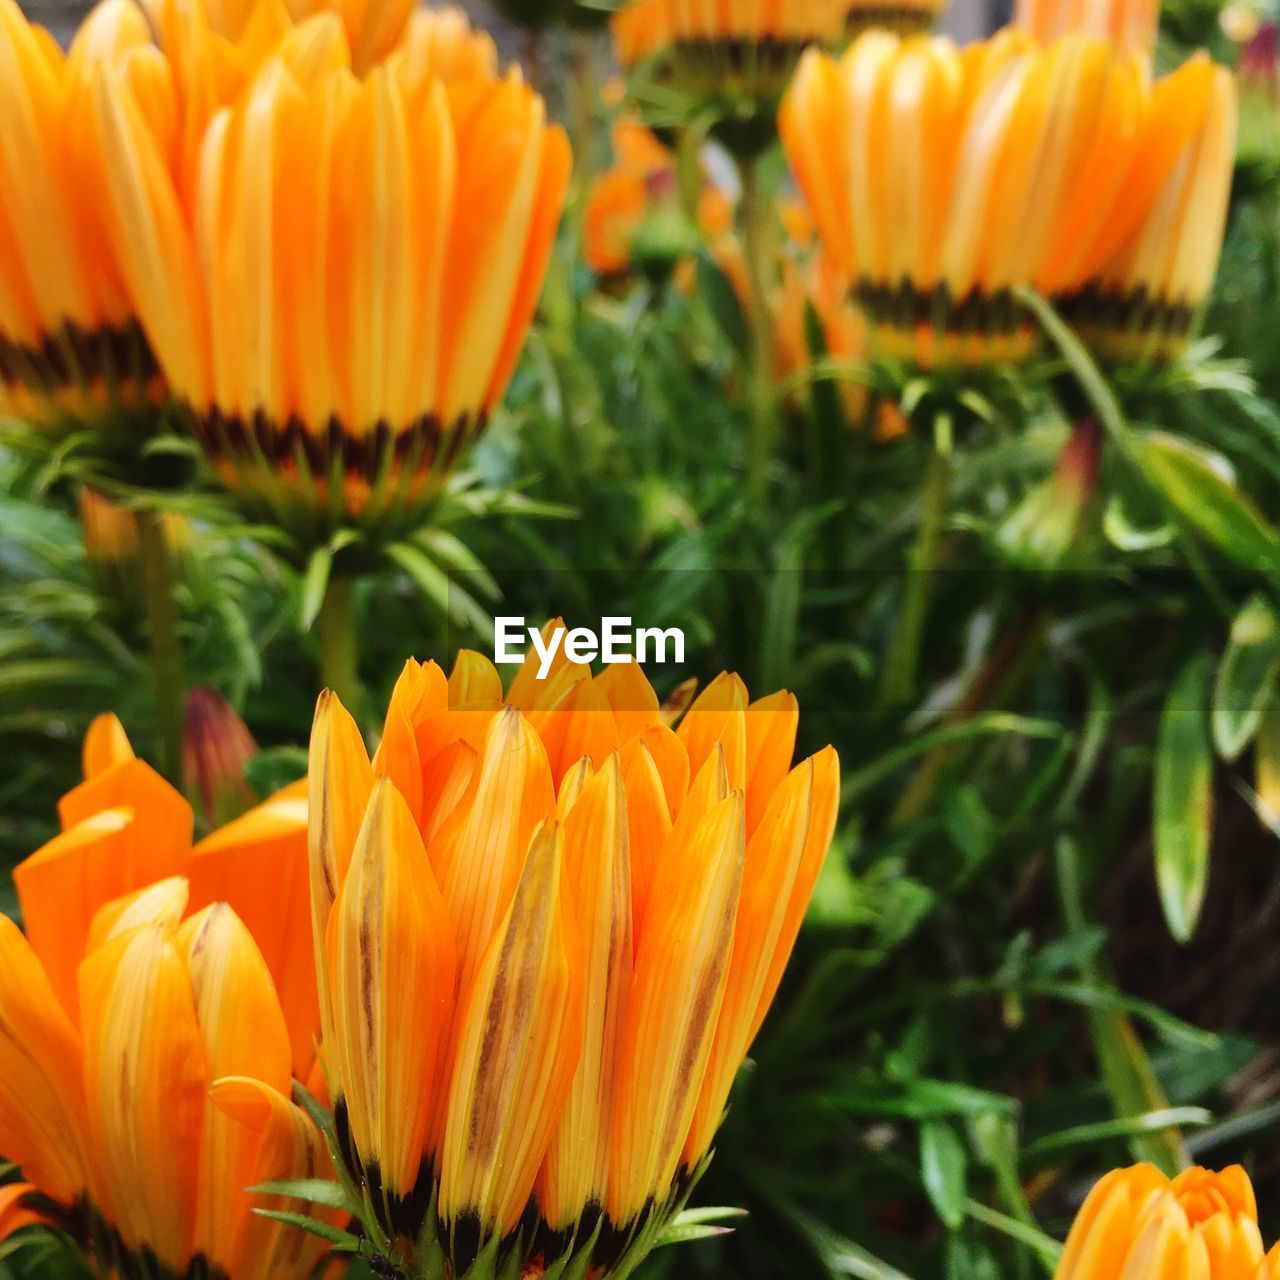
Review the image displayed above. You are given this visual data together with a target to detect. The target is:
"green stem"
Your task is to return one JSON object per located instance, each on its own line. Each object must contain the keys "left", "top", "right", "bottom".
{"left": 571, "top": 33, "right": 597, "bottom": 196}
{"left": 318, "top": 575, "right": 362, "bottom": 714}
{"left": 739, "top": 152, "right": 776, "bottom": 514}
{"left": 137, "top": 506, "right": 186, "bottom": 787}
{"left": 676, "top": 124, "right": 703, "bottom": 221}
{"left": 1054, "top": 836, "right": 1190, "bottom": 1175}
{"left": 876, "top": 435, "right": 951, "bottom": 713}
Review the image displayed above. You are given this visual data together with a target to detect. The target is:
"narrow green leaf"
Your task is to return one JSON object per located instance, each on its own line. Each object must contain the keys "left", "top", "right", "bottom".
{"left": 1154, "top": 656, "right": 1214, "bottom": 943}
{"left": 1213, "top": 595, "right": 1280, "bottom": 760}
{"left": 1140, "top": 432, "right": 1280, "bottom": 570}
{"left": 920, "top": 1122, "right": 967, "bottom": 1231}
{"left": 251, "top": 1209, "right": 361, "bottom": 1249}
{"left": 250, "top": 1178, "right": 360, "bottom": 1215}
{"left": 1021, "top": 1107, "right": 1212, "bottom": 1162}
{"left": 299, "top": 546, "right": 333, "bottom": 632}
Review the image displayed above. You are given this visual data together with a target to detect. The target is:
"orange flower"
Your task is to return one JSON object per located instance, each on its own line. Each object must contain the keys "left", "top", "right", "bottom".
{"left": 90, "top": 3, "right": 568, "bottom": 537}
{"left": 1014, "top": 0, "right": 1159, "bottom": 54}
{"left": 1055, "top": 1165, "right": 1267, "bottom": 1279}
{"left": 612, "top": 0, "right": 846, "bottom": 152}
{"left": 0, "top": 0, "right": 163, "bottom": 432}
{"left": 1056, "top": 55, "right": 1236, "bottom": 365}
{"left": 13, "top": 712, "right": 319, "bottom": 1080}
{"left": 781, "top": 30, "right": 1227, "bottom": 371}
{"left": 0, "top": 888, "right": 334, "bottom": 1278}
{"left": 308, "top": 627, "right": 839, "bottom": 1276}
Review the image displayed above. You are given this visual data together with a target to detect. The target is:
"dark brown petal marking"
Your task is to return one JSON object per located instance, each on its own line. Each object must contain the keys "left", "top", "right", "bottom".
{"left": 0, "top": 319, "right": 158, "bottom": 396}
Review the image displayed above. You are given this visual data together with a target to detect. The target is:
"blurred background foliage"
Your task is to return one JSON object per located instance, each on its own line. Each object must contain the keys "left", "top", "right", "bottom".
{"left": 7, "top": 0, "right": 1280, "bottom": 1277}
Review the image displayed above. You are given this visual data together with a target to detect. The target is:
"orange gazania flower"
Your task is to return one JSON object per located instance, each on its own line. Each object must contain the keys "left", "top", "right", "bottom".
{"left": 612, "top": 0, "right": 846, "bottom": 152}
{"left": 308, "top": 629, "right": 839, "bottom": 1276}
{"left": 91, "top": 12, "right": 569, "bottom": 539}
{"left": 781, "top": 30, "right": 1219, "bottom": 372}
{"left": 0, "top": 0, "right": 163, "bottom": 433}
{"left": 12, "top": 712, "right": 319, "bottom": 1081}
{"left": 1054, "top": 1164, "right": 1267, "bottom": 1279}
{"left": 1055, "top": 56, "right": 1236, "bottom": 366}
{"left": 0, "top": 881, "right": 334, "bottom": 1279}
{"left": 1013, "top": 0, "right": 1159, "bottom": 55}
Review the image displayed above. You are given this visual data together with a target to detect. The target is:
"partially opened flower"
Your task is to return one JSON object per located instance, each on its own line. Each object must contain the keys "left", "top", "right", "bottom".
{"left": 0, "top": 0, "right": 162, "bottom": 434}
{"left": 92, "top": 17, "right": 569, "bottom": 540}
{"left": 0, "top": 882, "right": 333, "bottom": 1279}
{"left": 1054, "top": 1164, "right": 1266, "bottom": 1278}
{"left": 1057, "top": 56, "right": 1236, "bottom": 365}
{"left": 184, "top": 685, "right": 259, "bottom": 826}
{"left": 1013, "top": 0, "right": 1159, "bottom": 54}
{"left": 780, "top": 30, "right": 1208, "bottom": 373}
{"left": 13, "top": 712, "right": 319, "bottom": 1080}
{"left": 612, "top": 0, "right": 847, "bottom": 154}
{"left": 307, "top": 631, "right": 839, "bottom": 1277}
{"left": 1237, "top": 23, "right": 1280, "bottom": 178}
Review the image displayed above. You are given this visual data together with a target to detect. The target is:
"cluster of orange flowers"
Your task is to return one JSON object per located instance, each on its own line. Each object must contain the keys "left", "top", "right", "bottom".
{"left": 0, "top": 631, "right": 841, "bottom": 1280}
{"left": 0, "top": 0, "right": 568, "bottom": 534}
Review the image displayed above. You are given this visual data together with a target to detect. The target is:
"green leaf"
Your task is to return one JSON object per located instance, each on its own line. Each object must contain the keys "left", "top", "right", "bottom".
{"left": 822, "top": 1077, "right": 1017, "bottom": 1121}
{"left": 250, "top": 1178, "right": 360, "bottom": 1215}
{"left": 251, "top": 1209, "right": 362, "bottom": 1250}
{"left": 1213, "top": 594, "right": 1280, "bottom": 761}
{"left": 299, "top": 545, "right": 333, "bottom": 632}
{"left": 920, "top": 1121, "right": 967, "bottom": 1231}
{"left": 1255, "top": 693, "right": 1280, "bottom": 827}
{"left": 1154, "top": 655, "right": 1214, "bottom": 943}
{"left": 1140, "top": 432, "right": 1280, "bottom": 570}
{"left": 1020, "top": 1107, "right": 1212, "bottom": 1162}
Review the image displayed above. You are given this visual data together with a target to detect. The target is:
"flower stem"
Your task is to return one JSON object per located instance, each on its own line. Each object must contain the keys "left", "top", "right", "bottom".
{"left": 676, "top": 124, "right": 702, "bottom": 220}
{"left": 1054, "top": 835, "right": 1190, "bottom": 1175}
{"left": 877, "top": 431, "right": 951, "bottom": 713}
{"left": 739, "top": 152, "right": 776, "bottom": 514}
{"left": 137, "top": 506, "right": 186, "bottom": 787}
{"left": 318, "top": 574, "right": 362, "bottom": 714}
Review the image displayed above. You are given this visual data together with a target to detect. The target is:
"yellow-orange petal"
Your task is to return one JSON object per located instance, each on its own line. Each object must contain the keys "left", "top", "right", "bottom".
{"left": 82, "top": 711, "right": 135, "bottom": 777}
{"left": 308, "top": 690, "right": 373, "bottom": 1049}
{"left": 327, "top": 778, "right": 456, "bottom": 1213}
{"left": 684, "top": 747, "right": 839, "bottom": 1166}
{"left": 177, "top": 903, "right": 293, "bottom": 1269}
{"left": 743, "top": 690, "right": 799, "bottom": 835}
{"left": 188, "top": 781, "right": 318, "bottom": 1080}
{"left": 0, "top": 916, "right": 89, "bottom": 1208}
{"left": 0, "top": 1182, "right": 47, "bottom": 1242}
{"left": 79, "top": 925, "right": 209, "bottom": 1271}
{"left": 432, "top": 705, "right": 556, "bottom": 993}
{"left": 439, "top": 821, "right": 583, "bottom": 1259}
{"left": 618, "top": 736, "right": 673, "bottom": 941}
{"left": 210, "top": 1076, "right": 336, "bottom": 1280}
{"left": 15, "top": 788, "right": 187, "bottom": 1016}
{"left": 595, "top": 661, "right": 661, "bottom": 744}
{"left": 676, "top": 672, "right": 749, "bottom": 793}
{"left": 540, "top": 755, "right": 633, "bottom": 1230}
{"left": 608, "top": 790, "right": 744, "bottom": 1225}
{"left": 86, "top": 875, "right": 190, "bottom": 951}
